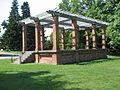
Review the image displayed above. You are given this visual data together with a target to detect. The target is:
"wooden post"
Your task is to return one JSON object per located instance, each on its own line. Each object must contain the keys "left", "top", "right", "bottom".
{"left": 92, "top": 24, "right": 97, "bottom": 49}
{"left": 77, "top": 25, "right": 80, "bottom": 49}
{"left": 52, "top": 15, "right": 59, "bottom": 51}
{"left": 71, "top": 19, "right": 78, "bottom": 50}
{"left": 40, "top": 25, "right": 44, "bottom": 50}
{"left": 34, "top": 18, "right": 40, "bottom": 51}
{"left": 34, "top": 18, "right": 40, "bottom": 63}
{"left": 61, "top": 28, "right": 65, "bottom": 50}
{"left": 22, "top": 22, "right": 27, "bottom": 53}
{"left": 102, "top": 26, "right": 106, "bottom": 49}
{"left": 85, "top": 28, "right": 90, "bottom": 49}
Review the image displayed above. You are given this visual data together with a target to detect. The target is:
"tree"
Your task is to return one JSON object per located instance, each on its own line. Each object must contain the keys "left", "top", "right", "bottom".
{"left": 21, "top": 2, "right": 31, "bottom": 19}
{"left": 59, "top": 0, "right": 84, "bottom": 14}
{"left": 1, "top": 20, "right": 8, "bottom": 30}
{"left": 107, "top": 2, "right": 120, "bottom": 49}
{"left": 1, "top": 0, "right": 21, "bottom": 50}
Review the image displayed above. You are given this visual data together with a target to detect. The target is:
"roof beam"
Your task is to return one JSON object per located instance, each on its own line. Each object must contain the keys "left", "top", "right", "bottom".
{"left": 47, "top": 10, "right": 108, "bottom": 26}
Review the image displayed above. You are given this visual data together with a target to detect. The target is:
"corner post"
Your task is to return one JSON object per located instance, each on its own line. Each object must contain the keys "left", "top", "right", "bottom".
{"left": 34, "top": 18, "right": 40, "bottom": 63}
{"left": 22, "top": 22, "right": 27, "bottom": 53}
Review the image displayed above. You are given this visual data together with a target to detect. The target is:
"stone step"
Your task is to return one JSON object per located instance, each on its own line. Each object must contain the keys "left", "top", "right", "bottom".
{"left": 14, "top": 51, "right": 34, "bottom": 64}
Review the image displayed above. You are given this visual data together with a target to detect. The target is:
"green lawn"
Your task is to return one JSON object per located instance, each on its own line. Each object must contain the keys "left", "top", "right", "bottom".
{"left": 0, "top": 56, "right": 120, "bottom": 90}
{"left": 0, "top": 51, "right": 21, "bottom": 54}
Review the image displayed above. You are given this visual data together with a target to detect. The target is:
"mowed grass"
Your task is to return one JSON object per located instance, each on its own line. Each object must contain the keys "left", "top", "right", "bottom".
{"left": 0, "top": 56, "right": 120, "bottom": 90}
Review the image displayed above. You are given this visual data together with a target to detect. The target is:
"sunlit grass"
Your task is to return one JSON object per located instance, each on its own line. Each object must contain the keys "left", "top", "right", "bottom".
{"left": 0, "top": 55, "right": 120, "bottom": 90}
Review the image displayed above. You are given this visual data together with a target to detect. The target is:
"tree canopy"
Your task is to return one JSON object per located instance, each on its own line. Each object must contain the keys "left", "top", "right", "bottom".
{"left": 1, "top": 0, "right": 31, "bottom": 51}
{"left": 21, "top": 2, "right": 31, "bottom": 19}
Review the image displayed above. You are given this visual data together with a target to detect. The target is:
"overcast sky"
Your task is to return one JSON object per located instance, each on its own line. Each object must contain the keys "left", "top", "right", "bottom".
{"left": 0, "top": 0, "right": 62, "bottom": 36}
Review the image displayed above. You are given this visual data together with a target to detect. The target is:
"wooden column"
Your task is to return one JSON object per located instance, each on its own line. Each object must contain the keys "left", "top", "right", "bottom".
{"left": 102, "top": 26, "right": 106, "bottom": 49}
{"left": 85, "top": 28, "right": 90, "bottom": 49}
{"left": 71, "top": 19, "right": 78, "bottom": 50}
{"left": 34, "top": 18, "right": 40, "bottom": 51}
{"left": 61, "top": 28, "right": 65, "bottom": 50}
{"left": 52, "top": 15, "right": 59, "bottom": 51}
{"left": 40, "top": 25, "right": 44, "bottom": 50}
{"left": 92, "top": 24, "right": 97, "bottom": 49}
{"left": 77, "top": 25, "right": 80, "bottom": 49}
{"left": 34, "top": 18, "right": 40, "bottom": 63}
{"left": 22, "top": 22, "right": 27, "bottom": 53}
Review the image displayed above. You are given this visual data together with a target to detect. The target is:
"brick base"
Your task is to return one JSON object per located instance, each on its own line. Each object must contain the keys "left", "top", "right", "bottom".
{"left": 30, "top": 49, "right": 107, "bottom": 64}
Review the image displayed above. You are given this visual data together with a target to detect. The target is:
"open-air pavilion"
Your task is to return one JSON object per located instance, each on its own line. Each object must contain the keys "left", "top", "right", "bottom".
{"left": 15, "top": 8, "right": 109, "bottom": 64}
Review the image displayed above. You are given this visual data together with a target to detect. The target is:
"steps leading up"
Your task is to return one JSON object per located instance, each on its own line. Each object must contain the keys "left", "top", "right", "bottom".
{"left": 14, "top": 51, "right": 35, "bottom": 64}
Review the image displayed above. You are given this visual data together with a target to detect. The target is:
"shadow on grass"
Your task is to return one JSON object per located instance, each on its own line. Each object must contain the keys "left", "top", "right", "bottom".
{"left": 78, "top": 56, "right": 120, "bottom": 65}
{"left": 0, "top": 71, "right": 91, "bottom": 90}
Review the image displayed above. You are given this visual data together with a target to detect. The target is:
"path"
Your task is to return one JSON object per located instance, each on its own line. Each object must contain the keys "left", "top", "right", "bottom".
{"left": 0, "top": 52, "right": 20, "bottom": 59}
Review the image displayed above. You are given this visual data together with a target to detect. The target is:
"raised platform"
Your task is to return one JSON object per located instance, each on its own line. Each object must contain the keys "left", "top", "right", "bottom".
{"left": 23, "top": 49, "right": 107, "bottom": 64}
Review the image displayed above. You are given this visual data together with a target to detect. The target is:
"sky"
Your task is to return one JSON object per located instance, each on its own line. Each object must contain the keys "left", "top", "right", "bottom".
{"left": 0, "top": 0, "right": 62, "bottom": 36}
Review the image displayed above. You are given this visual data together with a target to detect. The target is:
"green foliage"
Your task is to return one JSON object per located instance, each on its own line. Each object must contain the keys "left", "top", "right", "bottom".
{"left": 44, "top": 39, "right": 53, "bottom": 50}
{"left": 107, "top": 19, "right": 120, "bottom": 49}
{"left": 1, "top": 0, "right": 32, "bottom": 51}
{"left": 106, "top": 1, "right": 120, "bottom": 49}
{"left": 59, "top": 0, "right": 84, "bottom": 14}
{"left": 1, "top": 20, "right": 8, "bottom": 30}
{"left": 1, "top": 0, "right": 21, "bottom": 51}
{"left": 50, "top": 31, "right": 73, "bottom": 50}
{"left": 65, "top": 31, "right": 72, "bottom": 49}
{"left": 21, "top": 2, "right": 31, "bottom": 19}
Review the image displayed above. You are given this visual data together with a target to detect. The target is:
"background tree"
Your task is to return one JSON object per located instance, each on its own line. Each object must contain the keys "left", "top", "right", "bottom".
{"left": 1, "top": 0, "right": 21, "bottom": 51}
{"left": 1, "top": 20, "right": 8, "bottom": 30}
{"left": 21, "top": 2, "right": 31, "bottom": 19}
{"left": 107, "top": 2, "right": 120, "bottom": 49}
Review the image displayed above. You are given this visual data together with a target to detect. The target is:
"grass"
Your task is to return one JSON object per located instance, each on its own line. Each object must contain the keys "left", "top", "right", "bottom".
{"left": 0, "top": 50, "right": 21, "bottom": 54}
{"left": 0, "top": 56, "right": 120, "bottom": 90}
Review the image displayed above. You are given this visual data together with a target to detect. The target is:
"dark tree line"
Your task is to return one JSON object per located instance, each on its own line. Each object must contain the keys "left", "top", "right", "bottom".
{"left": 1, "top": 0, "right": 31, "bottom": 51}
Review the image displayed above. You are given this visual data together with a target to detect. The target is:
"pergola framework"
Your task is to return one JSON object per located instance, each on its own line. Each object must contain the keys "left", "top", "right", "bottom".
{"left": 19, "top": 8, "right": 108, "bottom": 64}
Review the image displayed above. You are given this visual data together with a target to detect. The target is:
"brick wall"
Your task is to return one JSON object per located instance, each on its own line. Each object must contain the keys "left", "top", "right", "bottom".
{"left": 33, "top": 49, "right": 107, "bottom": 64}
